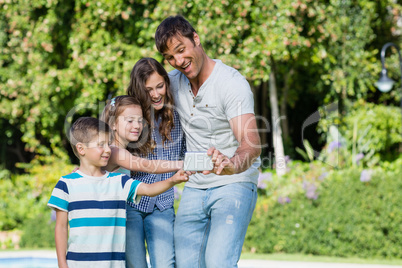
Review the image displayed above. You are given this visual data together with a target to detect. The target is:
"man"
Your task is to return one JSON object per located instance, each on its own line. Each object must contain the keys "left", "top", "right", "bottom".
{"left": 155, "top": 15, "right": 261, "bottom": 268}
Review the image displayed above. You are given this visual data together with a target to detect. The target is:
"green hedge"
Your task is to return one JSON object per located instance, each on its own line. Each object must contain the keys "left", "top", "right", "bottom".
{"left": 19, "top": 213, "right": 56, "bottom": 248}
{"left": 244, "top": 158, "right": 402, "bottom": 259}
{"left": 1, "top": 156, "right": 401, "bottom": 258}
{"left": 0, "top": 156, "right": 74, "bottom": 249}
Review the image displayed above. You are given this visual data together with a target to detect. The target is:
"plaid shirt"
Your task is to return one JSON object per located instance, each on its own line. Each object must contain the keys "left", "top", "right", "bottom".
{"left": 127, "top": 110, "right": 186, "bottom": 212}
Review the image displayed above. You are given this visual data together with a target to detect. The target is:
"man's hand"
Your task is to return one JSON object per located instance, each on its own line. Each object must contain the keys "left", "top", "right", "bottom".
{"left": 202, "top": 147, "right": 236, "bottom": 176}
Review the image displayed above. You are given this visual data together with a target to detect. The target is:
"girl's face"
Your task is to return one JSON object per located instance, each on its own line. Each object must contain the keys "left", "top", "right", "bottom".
{"left": 145, "top": 72, "right": 166, "bottom": 111}
{"left": 113, "top": 104, "right": 143, "bottom": 146}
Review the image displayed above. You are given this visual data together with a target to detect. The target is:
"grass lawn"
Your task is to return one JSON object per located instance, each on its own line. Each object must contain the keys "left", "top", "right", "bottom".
{"left": 2, "top": 249, "right": 401, "bottom": 266}
{"left": 240, "top": 253, "right": 402, "bottom": 266}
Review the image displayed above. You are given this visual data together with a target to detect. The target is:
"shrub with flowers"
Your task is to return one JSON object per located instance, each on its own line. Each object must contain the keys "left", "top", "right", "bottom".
{"left": 318, "top": 101, "right": 401, "bottom": 166}
{"left": 244, "top": 155, "right": 402, "bottom": 259}
{"left": 249, "top": 101, "right": 402, "bottom": 257}
{"left": 173, "top": 102, "right": 402, "bottom": 259}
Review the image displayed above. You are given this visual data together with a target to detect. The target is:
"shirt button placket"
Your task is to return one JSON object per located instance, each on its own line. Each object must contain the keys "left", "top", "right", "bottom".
{"left": 188, "top": 83, "right": 194, "bottom": 116}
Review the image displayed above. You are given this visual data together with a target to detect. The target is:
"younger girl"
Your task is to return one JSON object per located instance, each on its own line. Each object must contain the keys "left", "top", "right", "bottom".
{"left": 101, "top": 95, "right": 182, "bottom": 176}
{"left": 125, "top": 58, "right": 186, "bottom": 268}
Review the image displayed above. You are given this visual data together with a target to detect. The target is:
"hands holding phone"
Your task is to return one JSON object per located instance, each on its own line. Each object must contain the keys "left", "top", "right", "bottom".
{"left": 205, "top": 147, "right": 236, "bottom": 175}
{"left": 183, "top": 148, "right": 236, "bottom": 176}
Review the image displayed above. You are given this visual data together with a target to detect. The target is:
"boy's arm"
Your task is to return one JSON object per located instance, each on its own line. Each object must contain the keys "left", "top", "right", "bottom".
{"left": 55, "top": 209, "right": 69, "bottom": 268}
{"left": 107, "top": 147, "right": 183, "bottom": 173}
{"left": 136, "top": 170, "right": 188, "bottom": 197}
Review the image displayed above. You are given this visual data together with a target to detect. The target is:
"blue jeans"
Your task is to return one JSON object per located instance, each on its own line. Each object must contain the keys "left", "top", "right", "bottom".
{"left": 126, "top": 206, "right": 175, "bottom": 268}
{"left": 174, "top": 182, "right": 257, "bottom": 268}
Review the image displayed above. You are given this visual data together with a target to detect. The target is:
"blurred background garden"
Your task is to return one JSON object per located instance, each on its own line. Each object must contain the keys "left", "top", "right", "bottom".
{"left": 0, "top": 0, "right": 401, "bottom": 262}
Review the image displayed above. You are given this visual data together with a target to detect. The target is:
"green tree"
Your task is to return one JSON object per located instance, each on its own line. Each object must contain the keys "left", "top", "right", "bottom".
{"left": 0, "top": 0, "right": 401, "bottom": 169}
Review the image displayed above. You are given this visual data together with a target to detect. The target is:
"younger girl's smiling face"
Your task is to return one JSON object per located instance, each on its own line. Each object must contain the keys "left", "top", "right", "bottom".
{"left": 113, "top": 104, "right": 143, "bottom": 146}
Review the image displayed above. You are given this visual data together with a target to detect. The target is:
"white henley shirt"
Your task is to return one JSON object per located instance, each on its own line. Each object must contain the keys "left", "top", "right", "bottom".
{"left": 169, "top": 60, "right": 261, "bottom": 188}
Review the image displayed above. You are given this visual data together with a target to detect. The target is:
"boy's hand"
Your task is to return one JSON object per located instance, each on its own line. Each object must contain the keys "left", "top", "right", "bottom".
{"left": 171, "top": 169, "right": 189, "bottom": 184}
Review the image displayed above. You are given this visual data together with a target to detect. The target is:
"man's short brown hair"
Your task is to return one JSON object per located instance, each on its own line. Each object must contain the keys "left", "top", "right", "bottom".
{"left": 155, "top": 15, "right": 196, "bottom": 53}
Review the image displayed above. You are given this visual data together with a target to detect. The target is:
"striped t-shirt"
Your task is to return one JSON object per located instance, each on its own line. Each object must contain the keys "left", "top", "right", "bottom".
{"left": 47, "top": 170, "right": 142, "bottom": 268}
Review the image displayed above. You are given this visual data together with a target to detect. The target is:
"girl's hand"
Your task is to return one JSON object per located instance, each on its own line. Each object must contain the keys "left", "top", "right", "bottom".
{"left": 170, "top": 170, "right": 189, "bottom": 184}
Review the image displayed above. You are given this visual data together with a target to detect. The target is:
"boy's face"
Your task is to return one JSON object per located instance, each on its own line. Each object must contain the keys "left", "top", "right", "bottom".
{"left": 80, "top": 131, "right": 111, "bottom": 167}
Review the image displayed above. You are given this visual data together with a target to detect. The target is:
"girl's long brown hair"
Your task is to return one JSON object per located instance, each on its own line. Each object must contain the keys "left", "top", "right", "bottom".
{"left": 127, "top": 58, "right": 175, "bottom": 145}
{"left": 100, "top": 95, "right": 153, "bottom": 156}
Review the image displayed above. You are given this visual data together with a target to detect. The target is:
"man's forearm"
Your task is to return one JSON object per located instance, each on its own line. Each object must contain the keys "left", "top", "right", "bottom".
{"left": 230, "top": 146, "right": 261, "bottom": 174}
{"left": 228, "top": 113, "right": 262, "bottom": 174}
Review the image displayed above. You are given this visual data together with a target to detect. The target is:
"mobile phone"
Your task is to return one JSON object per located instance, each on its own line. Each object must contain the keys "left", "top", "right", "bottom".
{"left": 183, "top": 151, "right": 214, "bottom": 171}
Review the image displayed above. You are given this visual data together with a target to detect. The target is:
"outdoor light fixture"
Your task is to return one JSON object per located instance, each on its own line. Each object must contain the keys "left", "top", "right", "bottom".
{"left": 376, "top": 42, "right": 402, "bottom": 140}
{"left": 375, "top": 42, "right": 402, "bottom": 92}
{"left": 376, "top": 68, "right": 394, "bottom": 93}
{"left": 376, "top": 42, "right": 402, "bottom": 93}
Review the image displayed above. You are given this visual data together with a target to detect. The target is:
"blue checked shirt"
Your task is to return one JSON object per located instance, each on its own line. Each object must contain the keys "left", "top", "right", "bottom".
{"left": 127, "top": 110, "right": 186, "bottom": 212}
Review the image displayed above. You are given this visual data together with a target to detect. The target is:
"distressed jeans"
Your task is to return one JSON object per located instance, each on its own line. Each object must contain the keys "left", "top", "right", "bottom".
{"left": 174, "top": 182, "right": 257, "bottom": 268}
{"left": 126, "top": 206, "right": 175, "bottom": 268}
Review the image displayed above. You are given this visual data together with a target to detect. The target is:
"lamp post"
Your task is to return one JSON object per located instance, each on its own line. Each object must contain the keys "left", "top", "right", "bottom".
{"left": 375, "top": 42, "right": 402, "bottom": 113}
{"left": 376, "top": 42, "right": 402, "bottom": 149}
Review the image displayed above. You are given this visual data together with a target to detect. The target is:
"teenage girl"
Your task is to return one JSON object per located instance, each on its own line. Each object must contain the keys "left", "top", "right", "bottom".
{"left": 125, "top": 58, "right": 186, "bottom": 268}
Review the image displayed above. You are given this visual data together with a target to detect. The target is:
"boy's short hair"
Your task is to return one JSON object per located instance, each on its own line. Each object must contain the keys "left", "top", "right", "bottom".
{"left": 68, "top": 117, "right": 110, "bottom": 158}
{"left": 155, "top": 15, "right": 196, "bottom": 53}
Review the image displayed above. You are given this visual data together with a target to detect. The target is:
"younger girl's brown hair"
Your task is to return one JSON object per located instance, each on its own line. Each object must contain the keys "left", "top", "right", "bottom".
{"left": 101, "top": 95, "right": 153, "bottom": 155}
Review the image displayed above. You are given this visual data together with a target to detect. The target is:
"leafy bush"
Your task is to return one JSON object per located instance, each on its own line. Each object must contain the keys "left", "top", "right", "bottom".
{"left": 19, "top": 212, "right": 56, "bottom": 248}
{"left": 245, "top": 157, "right": 402, "bottom": 259}
{"left": 0, "top": 156, "right": 74, "bottom": 247}
{"left": 318, "top": 101, "right": 402, "bottom": 164}
{"left": 0, "top": 169, "right": 35, "bottom": 230}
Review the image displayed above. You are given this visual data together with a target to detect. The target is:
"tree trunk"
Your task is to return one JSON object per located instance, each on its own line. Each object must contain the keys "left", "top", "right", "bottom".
{"left": 7, "top": 142, "right": 27, "bottom": 163}
{"left": 261, "top": 81, "right": 269, "bottom": 153}
{"left": 280, "top": 68, "right": 294, "bottom": 143}
{"left": 269, "top": 61, "right": 287, "bottom": 176}
{"left": 251, "top": 81, "right": 270, "bottom": 159}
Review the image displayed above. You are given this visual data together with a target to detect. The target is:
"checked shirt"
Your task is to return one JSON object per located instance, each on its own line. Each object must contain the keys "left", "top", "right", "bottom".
{"left": 127, "top": 110, "right": 186, "bottom": 212}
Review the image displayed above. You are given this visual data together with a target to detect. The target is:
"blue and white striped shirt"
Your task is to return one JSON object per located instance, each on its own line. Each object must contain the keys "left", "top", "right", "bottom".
{"left": 127, "top": 110, "right": 186, "bottom": 213}
{"left": 47, "top": 170, "right": 142, "bottom": 268}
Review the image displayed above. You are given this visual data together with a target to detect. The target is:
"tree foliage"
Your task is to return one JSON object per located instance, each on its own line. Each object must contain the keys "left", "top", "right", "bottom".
{"left": 0, "top": 0, "right": 401, "bottom": 169}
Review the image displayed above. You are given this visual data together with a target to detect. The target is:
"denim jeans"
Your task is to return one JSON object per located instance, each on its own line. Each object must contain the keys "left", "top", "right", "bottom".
{"left": 126, "top": 206, "right": 175, "bottom": 268}
{"left": 174, "top": 182, "right": 257, "bottom": 268}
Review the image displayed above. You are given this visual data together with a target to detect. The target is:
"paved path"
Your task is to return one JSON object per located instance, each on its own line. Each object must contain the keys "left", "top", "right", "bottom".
{"left": 0, "top": 250, "right": 401, "bottom": 268}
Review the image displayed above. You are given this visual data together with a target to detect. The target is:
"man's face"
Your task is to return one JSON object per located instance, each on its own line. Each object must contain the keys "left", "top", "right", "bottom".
{"left": 162, "top": 33, "right": 204, "bottom": 81}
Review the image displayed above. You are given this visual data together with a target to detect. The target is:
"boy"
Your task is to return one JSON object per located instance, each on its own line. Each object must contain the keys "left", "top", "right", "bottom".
{"left": 47, "top": 117, "right": 188, "bottom": 268}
